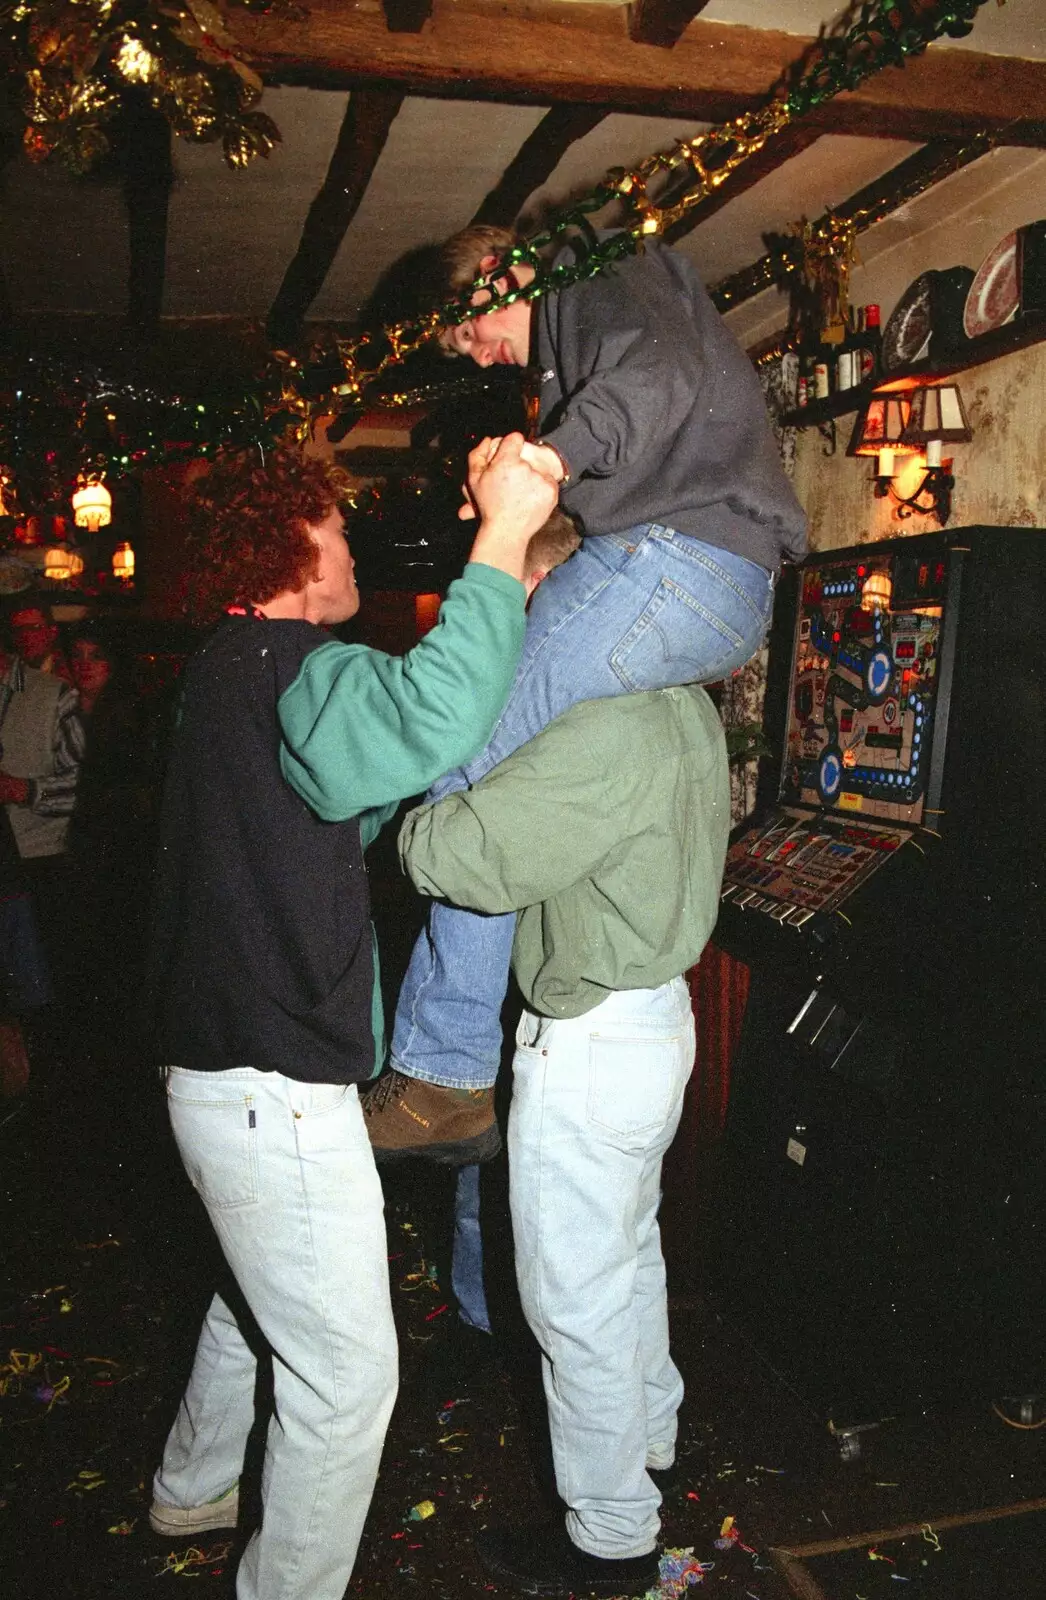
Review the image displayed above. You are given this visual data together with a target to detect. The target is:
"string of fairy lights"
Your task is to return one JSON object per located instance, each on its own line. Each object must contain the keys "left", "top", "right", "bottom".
{"left": 0, "top": 0, "right": 996, "bottom": 515}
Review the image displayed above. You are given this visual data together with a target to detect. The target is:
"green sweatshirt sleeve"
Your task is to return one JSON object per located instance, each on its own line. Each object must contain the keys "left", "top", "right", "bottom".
{"left": 278, "top": 564, "right": 526, "bottom": 822}
{"left": 398, "top": 708, "right": 618, "bottom": 912}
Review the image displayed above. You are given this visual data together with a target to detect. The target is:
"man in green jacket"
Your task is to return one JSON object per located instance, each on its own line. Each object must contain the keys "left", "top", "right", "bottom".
{"left": 399, "top": 683, "right": 730, "bottom": 1598}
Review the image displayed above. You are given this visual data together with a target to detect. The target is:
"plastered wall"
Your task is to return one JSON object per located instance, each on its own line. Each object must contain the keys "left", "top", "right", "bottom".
{"left": 794, "top": 341, "right": 1046, "bottom": 550}
{"left": 734, "top": 145, "right": 1046, "bottom": 552}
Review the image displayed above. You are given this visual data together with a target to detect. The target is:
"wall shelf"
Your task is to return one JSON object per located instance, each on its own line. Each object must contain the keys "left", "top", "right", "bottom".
{"left": 778, "top": 313, "right": 1046, "bottom": 430}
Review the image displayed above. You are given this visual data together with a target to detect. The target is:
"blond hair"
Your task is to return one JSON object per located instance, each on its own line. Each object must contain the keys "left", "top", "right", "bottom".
{"left": 439, "top": 224, "right": 521, "bottom": 294}
{"left": 524, "top": 509, "right": 580, "bottom": 581}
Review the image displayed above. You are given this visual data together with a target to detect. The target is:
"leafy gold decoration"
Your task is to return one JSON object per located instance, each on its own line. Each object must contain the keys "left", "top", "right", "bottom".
{"left": 2, "top": 0, "right": 301, "bottom": 171}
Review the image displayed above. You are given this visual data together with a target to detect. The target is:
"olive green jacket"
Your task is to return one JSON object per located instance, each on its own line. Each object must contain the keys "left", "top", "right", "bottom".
{"left": 399, "top": 684, "right": 730, "bottom": 1018}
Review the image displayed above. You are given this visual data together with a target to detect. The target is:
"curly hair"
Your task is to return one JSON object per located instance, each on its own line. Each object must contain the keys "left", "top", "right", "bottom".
{"left": 181, "top": 448, "right": 352, "bottom": 623}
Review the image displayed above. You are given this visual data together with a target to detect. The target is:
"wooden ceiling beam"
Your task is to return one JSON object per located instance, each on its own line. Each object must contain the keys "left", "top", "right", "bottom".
{"left": 118, "top": 94, "right": 174, "bottom": 336}
{"left": 664, "top": 125, "right": 824, "bottom": 245}
{"left": 231, "top": 0, "right": 1046, "bottom": 147}
{"left": 711, "top": 136, "right": 995, "bottom": 315}
{"left": 472, "top": 105, "right": 610, "bottom": 228}
{"left": 267, "top": 87, "right": 404, "bottom": 347}
{"left": 628, "top": 1, "right": 711, "bottom": 50}
{"left": 383, "top": 0, "right": 432, "bottom": 32}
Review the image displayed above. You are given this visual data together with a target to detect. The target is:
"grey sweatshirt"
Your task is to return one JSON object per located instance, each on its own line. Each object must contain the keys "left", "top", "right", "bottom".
{"left": 537, "top": 235, "right": 807, "bottom": 573}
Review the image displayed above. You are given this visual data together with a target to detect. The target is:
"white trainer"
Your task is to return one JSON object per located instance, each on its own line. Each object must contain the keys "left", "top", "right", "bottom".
{"left": 148, "top": 1483, "right": 239, "bottom": 1537}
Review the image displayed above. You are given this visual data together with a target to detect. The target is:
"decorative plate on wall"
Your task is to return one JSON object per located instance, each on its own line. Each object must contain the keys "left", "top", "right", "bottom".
{"left": 963, "top": 231, "right": 1020, "bottom": 338}
{"left": 0, "top": 555, "right": 37, "bottom": 594}
{"left": 882, "top": 274, "right": 934, "bottom": 370}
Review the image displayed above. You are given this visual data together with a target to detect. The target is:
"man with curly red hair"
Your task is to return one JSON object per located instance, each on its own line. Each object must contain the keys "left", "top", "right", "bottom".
{"left": 147, "top": 435, "right": 558, "bottom": 1600}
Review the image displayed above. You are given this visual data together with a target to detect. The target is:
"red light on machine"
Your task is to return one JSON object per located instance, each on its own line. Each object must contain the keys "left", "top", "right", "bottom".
{"left": 415, "top": 593, "right": 442, "bottom": 635}
{"left": 895, "top": 640, "right": 916, "bottom": 660}
{"left": 857, "top": 565, "right": 867, "bottom": 577}
{"left": 832, "top": 630, "right": 841, "bottom": 643}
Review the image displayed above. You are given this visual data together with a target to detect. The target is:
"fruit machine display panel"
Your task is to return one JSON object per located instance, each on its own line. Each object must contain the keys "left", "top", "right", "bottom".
{"left": 781, "top": 548, "right": 949, "bottom": 827}
{"left": 719, "top": 536, "right": 956, "bottom": 940}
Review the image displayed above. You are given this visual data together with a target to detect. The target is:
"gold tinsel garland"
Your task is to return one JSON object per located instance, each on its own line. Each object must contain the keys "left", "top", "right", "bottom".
{"left": 284, "top": 0, "right": 995, "bottom": 428}
{"left": 6, "top": 0, "right": 304, "bottom": 172}
{"left": 0, "top": 0, "right": 1000, "bottom": 488}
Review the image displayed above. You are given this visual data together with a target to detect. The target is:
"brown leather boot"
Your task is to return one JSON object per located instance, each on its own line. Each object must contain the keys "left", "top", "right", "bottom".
{"left": 361, "top": 1070, "right": 501, "bottom": 1165}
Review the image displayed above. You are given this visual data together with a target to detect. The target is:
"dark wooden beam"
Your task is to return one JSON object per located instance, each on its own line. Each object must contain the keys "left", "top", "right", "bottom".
{"left": 232, "top": 0, "right": 1046, "bottom": 147}
{"left": 628, "top": 1, "right": 711, "bottom": 49}
{"left": 664, "top": 125, "right": 824, "bottom": 246}
{"left": 0, "top": 121, "right": 23, "bottom": 332}
{"left": 472, "top": 105, "right": 609, "bottom": 228}
{"left": 117, "top": 93, "right": 174, "bottom": 335}
{"left": 383, "top": 0, "right": 432, "bottom": 32}
{"left": 267, "top": 88, "right": 404, "bottom": 347}
{"left": 714, "top": 135, "right": 996, "bottom": 316}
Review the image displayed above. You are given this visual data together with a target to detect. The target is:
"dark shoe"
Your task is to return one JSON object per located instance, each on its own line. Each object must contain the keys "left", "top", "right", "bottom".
{"left": 362, "top": 1070, "right": 501, "bottom": 1165}
{"left": 476, "top": 1521, "right": 658, "bottom": 1598}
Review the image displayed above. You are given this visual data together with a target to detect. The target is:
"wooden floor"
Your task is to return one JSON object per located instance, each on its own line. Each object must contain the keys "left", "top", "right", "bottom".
{"left": 2, "top": 1021, "right": 1044, "bottom": 1600}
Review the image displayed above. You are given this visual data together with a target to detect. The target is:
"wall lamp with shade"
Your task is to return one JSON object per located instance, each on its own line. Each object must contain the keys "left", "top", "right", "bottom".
{"left": 112, "top": 540, "right": 135, "bottom": 584}
{"left": 894, "top": 382, "right": 973, "bottom": 525}
{"left": 71, "top": 473, "right": 112, "bottom": 533}
{"left": 848, "top": 383, "right": 973, "bottom": 526}
{"left": 44, "top": 546, "right": 85, "bottom": 583}
{"left": 846, "top": 394, "right": 918, "bottom": 483}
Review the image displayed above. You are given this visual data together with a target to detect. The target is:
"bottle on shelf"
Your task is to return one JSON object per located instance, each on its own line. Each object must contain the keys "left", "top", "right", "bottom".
{"left": 855, "top": 303, "right": 882, "bottom": 384}
{"left": 797, "top": 348, "right": 817, "bottom": 408}
{"left": 835, "top": 309, "right": 858, "bottom": 394}
{"left": 817, "top": 318, "right": 845, "bottom": 401}
{"left": 812, "top": 350, "right": 830, "bottom": 402}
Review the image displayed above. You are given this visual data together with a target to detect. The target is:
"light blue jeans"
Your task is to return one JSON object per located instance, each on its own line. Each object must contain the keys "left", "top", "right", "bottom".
{"left": 508, "top": 978, "right": 695, "bottom": 1558}
{"left": 155, "top": 1068, "right": 398, "bottom": 1600}
{"left": 392, "top": 526, "right": 772, "bottom": 1088}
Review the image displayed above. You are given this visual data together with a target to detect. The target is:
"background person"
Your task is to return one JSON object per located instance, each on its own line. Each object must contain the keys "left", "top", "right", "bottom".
{"left": 9, "top": 598, "right": 75, "bottom": 685}
{"left": 0, "top": 608, "right": 84, "bottom": 1027}
{"left": 64, "top": 622, "right": 165, "bottom": 1048}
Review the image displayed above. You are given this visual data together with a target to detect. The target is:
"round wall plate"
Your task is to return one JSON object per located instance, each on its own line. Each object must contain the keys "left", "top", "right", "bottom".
{"left": 964, "top": 231, "right": 1019, "bottom": 338}
{"left": 882, "top": 274, "right": 934, "bottom": 370}
{"left": 0, "top": 554, "right": 37, "bottom": 595}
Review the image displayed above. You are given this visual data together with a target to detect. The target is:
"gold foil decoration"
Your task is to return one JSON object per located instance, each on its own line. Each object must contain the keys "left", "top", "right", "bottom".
{"left": 794, "top": 212, "right": 860, "bottom": 330}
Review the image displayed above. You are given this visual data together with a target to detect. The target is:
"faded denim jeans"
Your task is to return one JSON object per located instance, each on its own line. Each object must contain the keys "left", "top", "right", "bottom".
{"left": 508, "top": 978, "right": 695, "bottom": 1557}
{"left": 391, "top": 526, "right": 772, "bottom": 1089}
{"left": 155, "top": 1068, "right": 398, "bottom": 1600}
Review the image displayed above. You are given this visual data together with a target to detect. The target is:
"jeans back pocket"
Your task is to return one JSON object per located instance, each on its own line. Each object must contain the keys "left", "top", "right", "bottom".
{"left": 168, "top": 1085, "right": 259, "bottom": 1210}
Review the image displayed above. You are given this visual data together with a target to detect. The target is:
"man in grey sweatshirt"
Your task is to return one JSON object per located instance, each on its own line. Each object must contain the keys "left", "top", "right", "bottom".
{"left": 370, "top": 225, "right": 806, "bottom": 1162}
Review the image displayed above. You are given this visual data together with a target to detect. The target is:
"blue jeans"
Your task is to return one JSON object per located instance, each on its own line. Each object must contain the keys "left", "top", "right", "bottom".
{"left": 508, "top": 978, "right": 695, "bottom": 1557}
{"left": 392, "top": 526, "right": 772, "bottom": 1088}
{"left": 451, "top": 1163, "right": 491, "bottom": 1332}
{"left": 155, "top": 1069, "right": 398, "bottom": 1600}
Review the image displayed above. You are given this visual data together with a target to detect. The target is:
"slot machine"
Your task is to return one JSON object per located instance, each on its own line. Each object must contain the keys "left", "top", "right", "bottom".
{"left": 703, "top": 527, "right": 1046, "bottom": 1430}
